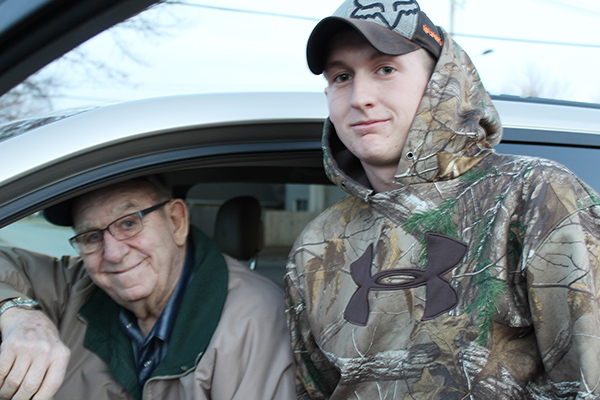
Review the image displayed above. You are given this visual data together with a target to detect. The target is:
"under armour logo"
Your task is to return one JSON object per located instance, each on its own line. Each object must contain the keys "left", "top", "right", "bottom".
{"left": 350, "top": 0, "right": 420, "bottom": 31}
{"left": 344, "top": 233, "right": 467, "bottom": 326}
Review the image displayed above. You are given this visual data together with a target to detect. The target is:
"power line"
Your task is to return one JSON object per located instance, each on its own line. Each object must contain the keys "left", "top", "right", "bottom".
{"left": 453, "top": 33, "right": 600, "bottom": 49}
{"left": 168, "top": 1, "right": 600, "bottom": 49}
{"left": 528, "top": 0, "right": 600, "bottom": 19}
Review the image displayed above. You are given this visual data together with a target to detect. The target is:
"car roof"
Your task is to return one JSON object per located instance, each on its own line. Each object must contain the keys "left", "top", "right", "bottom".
{"left": 2, "top": 93, "right": 599, "bottom": 186}
{"left": 0, "top": 92, "right": 327, "bottom": 183}
{"left": 0, "top": 0, "right": 158, "bottom": 96}
{"left": 492, "top": 95, "right": 600, "bottom": 137}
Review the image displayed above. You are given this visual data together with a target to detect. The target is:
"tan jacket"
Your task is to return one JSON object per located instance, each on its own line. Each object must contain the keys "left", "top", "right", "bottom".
{"left": 0, "top": 232, "right": 296, "bottom": 399}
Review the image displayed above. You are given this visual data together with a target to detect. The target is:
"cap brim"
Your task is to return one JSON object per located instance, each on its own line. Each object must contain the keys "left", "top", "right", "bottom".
{"left": 307, "top": 17, "right": 421, "bottom": 75}
{"left": 43, "top": 199, "right": 74, "bottom": 226}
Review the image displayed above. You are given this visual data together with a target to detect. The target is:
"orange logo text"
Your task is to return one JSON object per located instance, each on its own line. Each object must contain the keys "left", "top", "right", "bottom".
{"left": 423, "top": 25, "right": 443, "bottom": 46}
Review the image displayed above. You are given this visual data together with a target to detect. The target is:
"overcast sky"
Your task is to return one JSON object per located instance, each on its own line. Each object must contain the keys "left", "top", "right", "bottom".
{"left": 46, "top": 0, "right": 600, "bottom": 110}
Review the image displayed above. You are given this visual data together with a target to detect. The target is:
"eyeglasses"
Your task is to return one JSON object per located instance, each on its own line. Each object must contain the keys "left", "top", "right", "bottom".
{"left": 69, "top": 199, "right": 172, "bottom": 255}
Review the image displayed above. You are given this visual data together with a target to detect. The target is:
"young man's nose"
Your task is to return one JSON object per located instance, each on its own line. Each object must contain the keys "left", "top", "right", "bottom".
{"left": 350, "top": 74, "right": 376, "bottom": 110}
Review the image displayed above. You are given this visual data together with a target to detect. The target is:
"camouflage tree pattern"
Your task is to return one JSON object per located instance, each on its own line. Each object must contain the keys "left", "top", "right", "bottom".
{"left": 285, "top": 31, "right": 600, "bottom": 399}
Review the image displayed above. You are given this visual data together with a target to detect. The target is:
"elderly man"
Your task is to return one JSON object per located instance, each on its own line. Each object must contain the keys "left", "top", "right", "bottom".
{"left": 284, "top": 0, "right": 600, "bottom": 398}
{"left": 0, "top": 175, "right": 295, "bottom": 399}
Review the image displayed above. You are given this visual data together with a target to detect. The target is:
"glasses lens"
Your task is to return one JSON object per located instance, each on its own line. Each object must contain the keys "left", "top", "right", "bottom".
{"left": 110, "top": 213, "right": 143, "bottom": 240}
{"left": 68, "top": 201, "right": 168, "bottom": 255}
{"left": 71, "top": 231, "right": 103, "bottom": 255}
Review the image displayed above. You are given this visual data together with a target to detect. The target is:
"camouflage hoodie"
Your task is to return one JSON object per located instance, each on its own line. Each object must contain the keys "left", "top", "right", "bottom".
{"left": 285, "top": 31, "right": 600, "bottom": 400}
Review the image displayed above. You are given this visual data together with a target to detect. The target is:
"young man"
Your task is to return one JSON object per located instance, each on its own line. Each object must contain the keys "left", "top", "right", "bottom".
{"left": 284, "top": 0, "right": 600, "bottom": 398}
{"left": 0, "top": 176, "right": 295, "bottom": 399}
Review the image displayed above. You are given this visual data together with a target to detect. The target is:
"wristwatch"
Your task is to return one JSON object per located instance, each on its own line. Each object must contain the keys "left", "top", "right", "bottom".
{"left": 0, "top": 297, "right": 41, "bottom": 316}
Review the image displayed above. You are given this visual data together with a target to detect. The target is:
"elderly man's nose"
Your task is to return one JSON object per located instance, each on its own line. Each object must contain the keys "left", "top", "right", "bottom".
{"left": 102, "top": 230, "right": 128, "bottom": 262}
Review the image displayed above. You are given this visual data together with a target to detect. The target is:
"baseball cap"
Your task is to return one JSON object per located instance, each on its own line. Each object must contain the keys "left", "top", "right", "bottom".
{"left": 307, "top": 0, "right": 443, "bottom": 74}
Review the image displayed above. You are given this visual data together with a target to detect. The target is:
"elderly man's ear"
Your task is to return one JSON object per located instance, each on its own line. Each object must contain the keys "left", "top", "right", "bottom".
{"left": 166, "top": 199, "right": 189, "bottom": 247}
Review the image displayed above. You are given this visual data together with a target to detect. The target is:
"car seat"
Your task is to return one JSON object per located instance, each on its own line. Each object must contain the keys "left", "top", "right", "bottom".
{"left": 214, "top": 196, "right": 264, "bottom": 270}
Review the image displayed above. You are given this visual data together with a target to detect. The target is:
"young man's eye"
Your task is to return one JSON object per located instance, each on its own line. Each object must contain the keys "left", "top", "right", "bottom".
{"left": 377, "top": 66, "right": 395, "bottom": 75}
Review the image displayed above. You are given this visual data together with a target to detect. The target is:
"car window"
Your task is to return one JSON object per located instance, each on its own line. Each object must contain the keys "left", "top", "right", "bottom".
{"left": 496, "top": 142, "right": 600, "bottom": 192}
{"left": 0, "top": 213, "right": 77, "bottom": 256}
{"left": 0, "top": 182, "right": 346, "bottom": 286}
{"left": 188, "top": 182, "right": 345, "bottom": 286}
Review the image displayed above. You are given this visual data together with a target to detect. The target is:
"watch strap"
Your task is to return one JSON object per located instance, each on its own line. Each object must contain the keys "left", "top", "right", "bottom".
{"left": 0, "top": 297, "right": 41, "bottom": 316}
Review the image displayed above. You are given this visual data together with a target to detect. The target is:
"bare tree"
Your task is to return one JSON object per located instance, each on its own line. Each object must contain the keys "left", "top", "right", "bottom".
{"left": 0, "top": 75, "right": 58, "bottom": 122}
{"left": 503, "top": 62, "right": 565, "bottom": 99}
{"left": 0, "top": 1, "right": 181, "bottom": 124}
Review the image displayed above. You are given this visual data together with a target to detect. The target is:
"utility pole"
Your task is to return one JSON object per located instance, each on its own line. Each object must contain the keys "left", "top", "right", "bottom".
{"left": 449, "top": 0, "right": 456, "bottom": 36}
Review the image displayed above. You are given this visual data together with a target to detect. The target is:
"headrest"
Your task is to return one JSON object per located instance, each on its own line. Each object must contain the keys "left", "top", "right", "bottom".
{"left": 214, "top": 196, "right": 264, "bottom": 261}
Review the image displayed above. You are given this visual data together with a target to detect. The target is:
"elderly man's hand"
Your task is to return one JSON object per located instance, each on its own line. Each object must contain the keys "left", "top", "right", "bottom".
{"left": 0, "top": 307, "right": 70, "bottom": 400}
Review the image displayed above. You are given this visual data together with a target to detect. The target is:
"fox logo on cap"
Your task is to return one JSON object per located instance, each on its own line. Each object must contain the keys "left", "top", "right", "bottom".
{"left": 307, "top": 0, "right": 441, "bottom": 74}
{"left": 349, "top": 0, "right": 420, "bottom": 32}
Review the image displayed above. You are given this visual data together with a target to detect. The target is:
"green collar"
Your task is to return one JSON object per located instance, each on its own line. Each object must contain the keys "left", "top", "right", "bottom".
{"left": 79, "top": 227, "right": 229, "bottom": 399}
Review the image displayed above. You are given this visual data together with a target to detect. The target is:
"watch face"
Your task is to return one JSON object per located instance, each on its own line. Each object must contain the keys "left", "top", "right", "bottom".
{"left": 0, "top": 297, "right": 40, "bottom": 316}
{"left": 16, "top": 298, "right": 36, "bottom": 306}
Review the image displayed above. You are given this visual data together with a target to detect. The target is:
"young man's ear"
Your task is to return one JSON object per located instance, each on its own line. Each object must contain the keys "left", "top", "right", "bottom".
{"left": 167, "top": 199, "right": 189, "bottom": 246}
